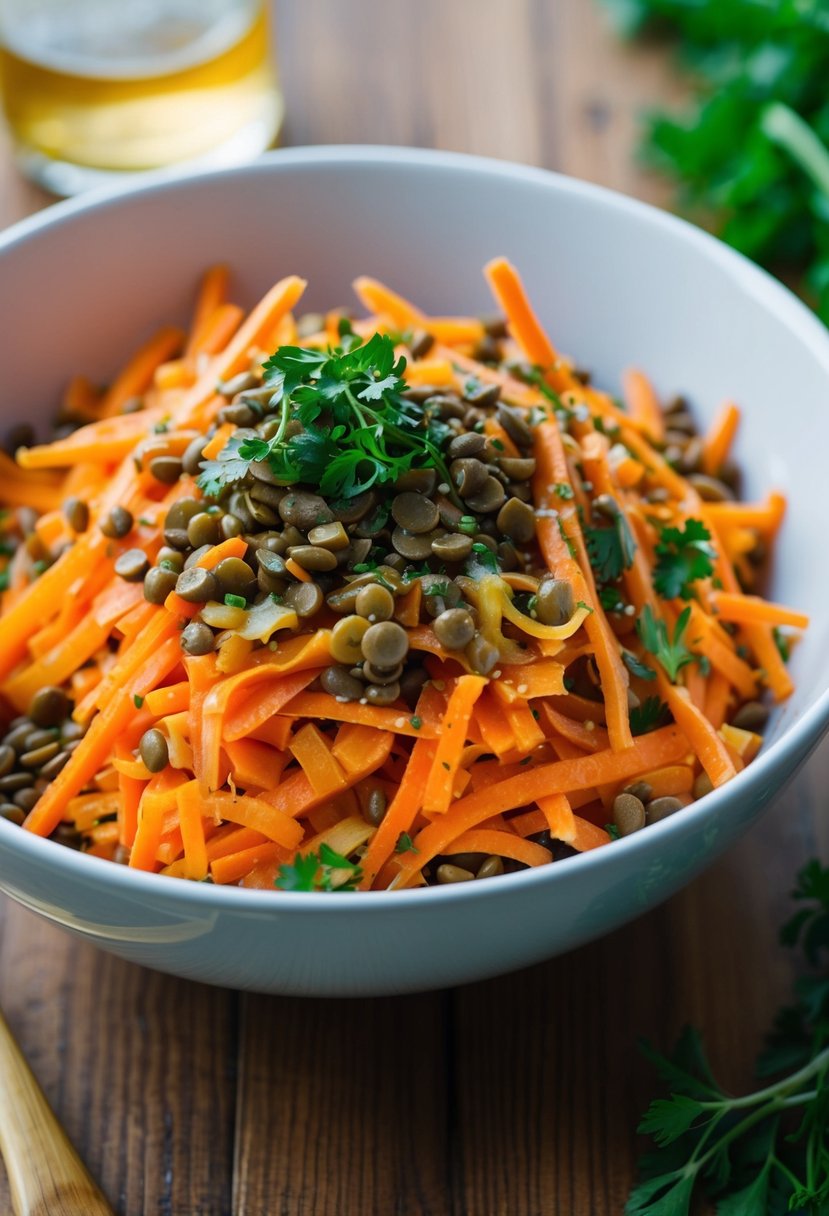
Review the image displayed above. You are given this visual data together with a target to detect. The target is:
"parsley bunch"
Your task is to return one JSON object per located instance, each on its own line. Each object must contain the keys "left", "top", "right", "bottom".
{"left": 628, "top": 859, "right": 829, "bottom": 1215}
{"left": 653, "top": 519, "right": 717, "bottom": 601}
{"left": 585, "top": 510, "right": 637, "bottom": 584}
{"left": 198, "top": 332, "right": 454, "bottom": 501}
{"left": 600, "top": 0, "right": 829, "bottom": 321}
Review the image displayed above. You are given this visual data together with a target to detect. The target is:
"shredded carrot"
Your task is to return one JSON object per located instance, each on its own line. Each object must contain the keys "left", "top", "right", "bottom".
{"left": 0, "top": 258, "right": 801, "bottom": 892}
{"left": 623, "top": 369, "right": 664, "bottom": 444}
{"left": 702, "top": 401, "right": 740, "bottom": 476}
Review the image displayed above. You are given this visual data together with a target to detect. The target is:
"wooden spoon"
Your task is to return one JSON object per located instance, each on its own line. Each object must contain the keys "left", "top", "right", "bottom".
{"left": 0, "top": 1008, "right": 114, "bottom": 1216}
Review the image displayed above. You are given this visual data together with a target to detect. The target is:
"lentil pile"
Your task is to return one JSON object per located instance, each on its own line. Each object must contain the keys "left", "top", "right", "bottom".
{"left": 0, "top": 260, "right": 806, "bottom": 891}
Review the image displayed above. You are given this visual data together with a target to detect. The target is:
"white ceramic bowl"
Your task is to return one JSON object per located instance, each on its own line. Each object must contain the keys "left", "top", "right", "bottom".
{"left": 0, "top": 147, "right": 828, "bottom": 996}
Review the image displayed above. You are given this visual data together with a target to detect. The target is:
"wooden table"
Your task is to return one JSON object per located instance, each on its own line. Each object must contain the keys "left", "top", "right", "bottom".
{"left": 0, "top": 2, "right": 826, "bottom": 1212}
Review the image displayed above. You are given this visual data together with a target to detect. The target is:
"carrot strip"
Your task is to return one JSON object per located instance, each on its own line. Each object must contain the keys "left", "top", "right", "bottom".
{"left": 702, "top": 402, "right": 740, "bottom": 476}
{"left": 186, "top": 264, "right": 229, "bottom": 355}
{"left": 391, "top": 726, "right": 687, "bottom": 887}
{"left": 537, "top": 793, "right": 576, "bottom": 843}
{"left": 443, "top": 830, "right": 553, "bottom": 869}
{"left": 190, "top": 303, "right": 244, "bottom": 356}
{"left": 623, "top": 369, "right": 664, "bottom": 443}
{"left": 657, "top": 676, "right": 737, "bottom": 789}
{"left": 422, "top": 675, "right": 486, "bottom": 815}
{"left": 359, "top": 738, "right": 438, "bottom": 888}
{"left": 177, "top": 780, "right": 209, "bottom": 880}
{"left": 710, "top": 592, "right": 809, "bottom": 631}
{"left": 483, "top": 258, "right": 569, "bottom": 391}
{"left": 278, "top": 692, "right": 439, "bottom": 738}
{"left": 289, "top": 723, "right": 349, "bottom": 798}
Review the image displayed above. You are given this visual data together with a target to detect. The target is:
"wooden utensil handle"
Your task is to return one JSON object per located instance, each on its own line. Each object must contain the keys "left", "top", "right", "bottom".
{"left": 0, "top": 1010, "right": 114, "bottom": 1216}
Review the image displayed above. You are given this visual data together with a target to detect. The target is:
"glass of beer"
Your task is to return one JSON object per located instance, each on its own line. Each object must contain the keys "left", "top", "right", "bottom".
{"left": 0, "top": 0, "right": 283, "bottom": 195}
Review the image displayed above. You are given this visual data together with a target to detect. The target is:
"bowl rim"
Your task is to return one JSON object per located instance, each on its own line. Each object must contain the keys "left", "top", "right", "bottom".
{"left": 1, "top": 142, "right": 828, "bottom": 911}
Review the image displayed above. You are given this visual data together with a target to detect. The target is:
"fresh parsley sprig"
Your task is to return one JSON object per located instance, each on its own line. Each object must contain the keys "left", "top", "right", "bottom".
{"left": 198, "top": 333, "right": 456, "bottom": 502}
{"left": 636, "top": 605, "right": 693, "bottom": 682}
{"left": 653, "top": 519, "right": 717, "bottom": 601}
{"left": 628, "top": 859, "right": 829, "bottom": 1216}
{"left": 275, "top": 844, "right": 363, "bottom": 892}
{"left": 585, "top": 510, "right": 637, "bottom": 584}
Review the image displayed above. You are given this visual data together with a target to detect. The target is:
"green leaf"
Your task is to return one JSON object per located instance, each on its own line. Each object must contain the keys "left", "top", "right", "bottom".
{"left": 625, "top": 1170, "right": 697, "bottom": 1216}
{"left": 275, "top": 852, "right": 320, "bottom": 892}
{"left": 638, "top": 1094, "right": 706, "bottom": 1146}
{"left": 395, "top": 832, "right": 418, "bottom": 854}
{"left": 585, "top": 512, "right": 637, "bottom": 583}
{"left": 653, "top": 519, "right": 717, "bottom": 600}
{"left": 630, "top": 696, "right": 671, "bottom": 735}
{"left": 623, "top": 650, "right": 657, "bottom": 681}
{"left": 636, "top": 605, "right": 694, "bottom": 682}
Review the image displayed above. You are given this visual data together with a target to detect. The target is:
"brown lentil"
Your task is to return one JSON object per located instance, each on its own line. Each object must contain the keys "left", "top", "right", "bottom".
{"left": 148, "top": 455, "right": 183, "bottom": 484}
{"left": 361, "top": 621, "right": 409, "bottom": 668}
{"left": 29, "top": 686, "right": 70, "bottom": 728}
{"left": 624, "top": 781, "right": 653, "bottom": 803}
{"left": 646, "top": 795, "right": 685, "bottom": 823}
{"left": 331, "top": 615, "right": 372, "bottom": 665}
{"left": 447, "top": 432, "right": 487, "bottom": 459}
{"left": 18, "top": 740, "right": 59, "bottom": 768}
{"left": 364, "top": 786, "right": 388, "bottom": 826}
{"left": 465, "top": 634, "right": 499, "bottom": 675}
{"left": 391, "top": 492, "right": 440, "bottom": 534}
{"left": 288, "top": 545, "right": 339, "bottom": 573}
{"left": 731, "top": 701, "right": 769, "bottom": 732}
{"left": 496, "top": 497, "right": 536, "bottom": 544}
{"left": 0, "top": 804, "right": 25, "bottom": 825}
{"left": 433, "top": 608, "right": 476, "bottom": 650}
{"left": 279, "top": 492, "right": 333, "bottom": 530}
{"left": 187, "top": 512, "right": 221, "bottom": 549}
{"left": 0, "top": 746, "right": 15, "bottom": 778}
{"left": 0, "top": 772, "right": 34, "bottom": 793}
{"left": 536, "top": 578, "right": 574, "bottom": 626}
{"left": 307, "top": 521, "right": 349, "bottom": 551}
{"left": 464, "top": 476, "right": 507, "bottom": 514}
{"left": 139, "top": 728, "right": 169, "bottom": 773}
{"left": 451, "top": 458, "right": 489, "bottom": 497}
{"left": 694, "top": 772, "right": 714, "bottom": 799}
{"left": 181, "top": 435, "right": 207, "bottom": 476}
{"left": 114, "top": 548, "right": 150, "bottom": 582}
{"left": 144, "top": 566, "right": 179, "bottom": 604}
{"left": 180, "top": 621, "right": 215, "bottom": 655}
{"left": 612, "top": 792, "right": 646, "bottom": 836}
{"left": 100, "top": 505, "right": 133, "bottom": 539}
{"left": 321, "top": 666, "right": 365, "bottom": 701}
{"left": 365, "top": 681, "right": 400, "bottom": 706}
{"left": 63, "top": 497, "right": 89, "bottom": 533}
{"left": 175, "top": 567, "right": 219, "bottom": 603}
{"left": 214, "top": 557, "right": 256, "bottom": 599}
{"left": 430, "top": 533, "right": 473, "bottom": 562}
{"left": 38, "top": 751, "right": 71, "bottom": 780}
{"left": 391, "top": 527, "right": 438, "bottom": 561}
{"left": 4, "top": 724, "right": 34, "bottom": 753}
{"left": 283, "top": 581, "right": 324, "bottom": 618}
{"left": 355, "top": 584, "right": 395, "bottom": 622}
{"left": 12, "top": 787, "right": 39, "bottom": 813}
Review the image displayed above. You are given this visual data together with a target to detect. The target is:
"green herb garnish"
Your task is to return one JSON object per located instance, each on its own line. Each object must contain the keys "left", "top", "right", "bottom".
{"left": 224, "top": 593, "right": 246, "bottom": 609}
{"left": 653, "top": 519, "right": 717, "bottom": 601}
{"left": 630, "top": 696, "right": 671, "bottom": 736}
{"left": 774, "top": 627, "right": 791, "bottom": 663}
{"left": 600, "top": 0, "right": 829, "bottom": 323}
{"left": 585, "top": 511, "right": 637, "bottom": 583}
{"left": 409, "top": 716, "right": 422, "bottom": 731}
{"left": 627, "top": 858, "right": 829, "bottom": 1215}
{"left": 395, "top": 832, "right": 418, "bottom": 854}
{"left": 275, "top": 843, "right": 363, "bottom": 893}
{"left": 636, "top": 605, "right": 694, "bottom": 682}
{"left": 133, "top": 694, "right": 144, "bottom": 709}
{"left": 552, "top": 482, "right": 575, "bottom": 500}
{"left": 198, "top": 333, "right": 456, "bottom": 502}
{"left": 469, "top": 543, "right": 500, "bottom": 575}
{"left": 622, "top": 650, "right": 657, "bottom": 682}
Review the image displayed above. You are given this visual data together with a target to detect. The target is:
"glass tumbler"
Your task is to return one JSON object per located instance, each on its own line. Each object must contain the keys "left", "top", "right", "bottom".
{"left": 0, "top": 0, "right": 283, "bottom": 195}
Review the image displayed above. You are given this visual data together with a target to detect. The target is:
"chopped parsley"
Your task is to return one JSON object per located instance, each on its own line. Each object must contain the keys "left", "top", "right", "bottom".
{"left": 198, "top": 333, "right": 456, "bottom": 502}
{"left": 630, "top": 696, "right": 671, "bottom": 736}
{"left": 394, "top": 832, "right": 418, "bottom": 854}
{"left": 133, "top": 694, "right": 144, "bottom": 709}
{"left": 585, "top": 511, "right": 637, "bottom": 583}
{"left": 275, "top": 844, "right": 363, "bottom": 892}
{"left": 636, "top": 605, "right": 694, "bottom": 682}
{"left": 409, "top": 716, "right": 422, "bottom": 731}
{"left": 224, "top": 593, "right": 246, "bottom": 609}
{"left": 622, "top": 650, "right": 657, "bottom": 682}
{"left": 653, "top": 519, "right": 717, "bottom": 600}
{"left": 552, "top": 481, "right": 574, "bottom": 500}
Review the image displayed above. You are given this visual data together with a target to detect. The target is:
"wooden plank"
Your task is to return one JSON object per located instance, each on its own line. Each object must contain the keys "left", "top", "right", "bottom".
{"left": 233, "top": 992, "right": 450, "bottom": 1215}
{"left": 0, "top": 901, "right": 237, "bottom": 1215}
{"left": 449, "top": 747, "right": 826, "bottom": 1215}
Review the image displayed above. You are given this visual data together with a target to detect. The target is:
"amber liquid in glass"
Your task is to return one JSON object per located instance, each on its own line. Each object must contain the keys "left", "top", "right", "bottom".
{"left": 0, "top": 0, "right": 282, "bottom": 194}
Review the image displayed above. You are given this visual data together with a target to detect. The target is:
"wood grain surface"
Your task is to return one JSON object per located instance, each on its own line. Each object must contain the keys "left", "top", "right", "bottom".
{"left": 0, "top": 2, "right": 826, "bottom": 1213}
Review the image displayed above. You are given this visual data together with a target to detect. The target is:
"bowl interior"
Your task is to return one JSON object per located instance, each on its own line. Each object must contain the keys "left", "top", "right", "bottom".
{"left": 2, "top": 147, "right": 828, "bottom": 748}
